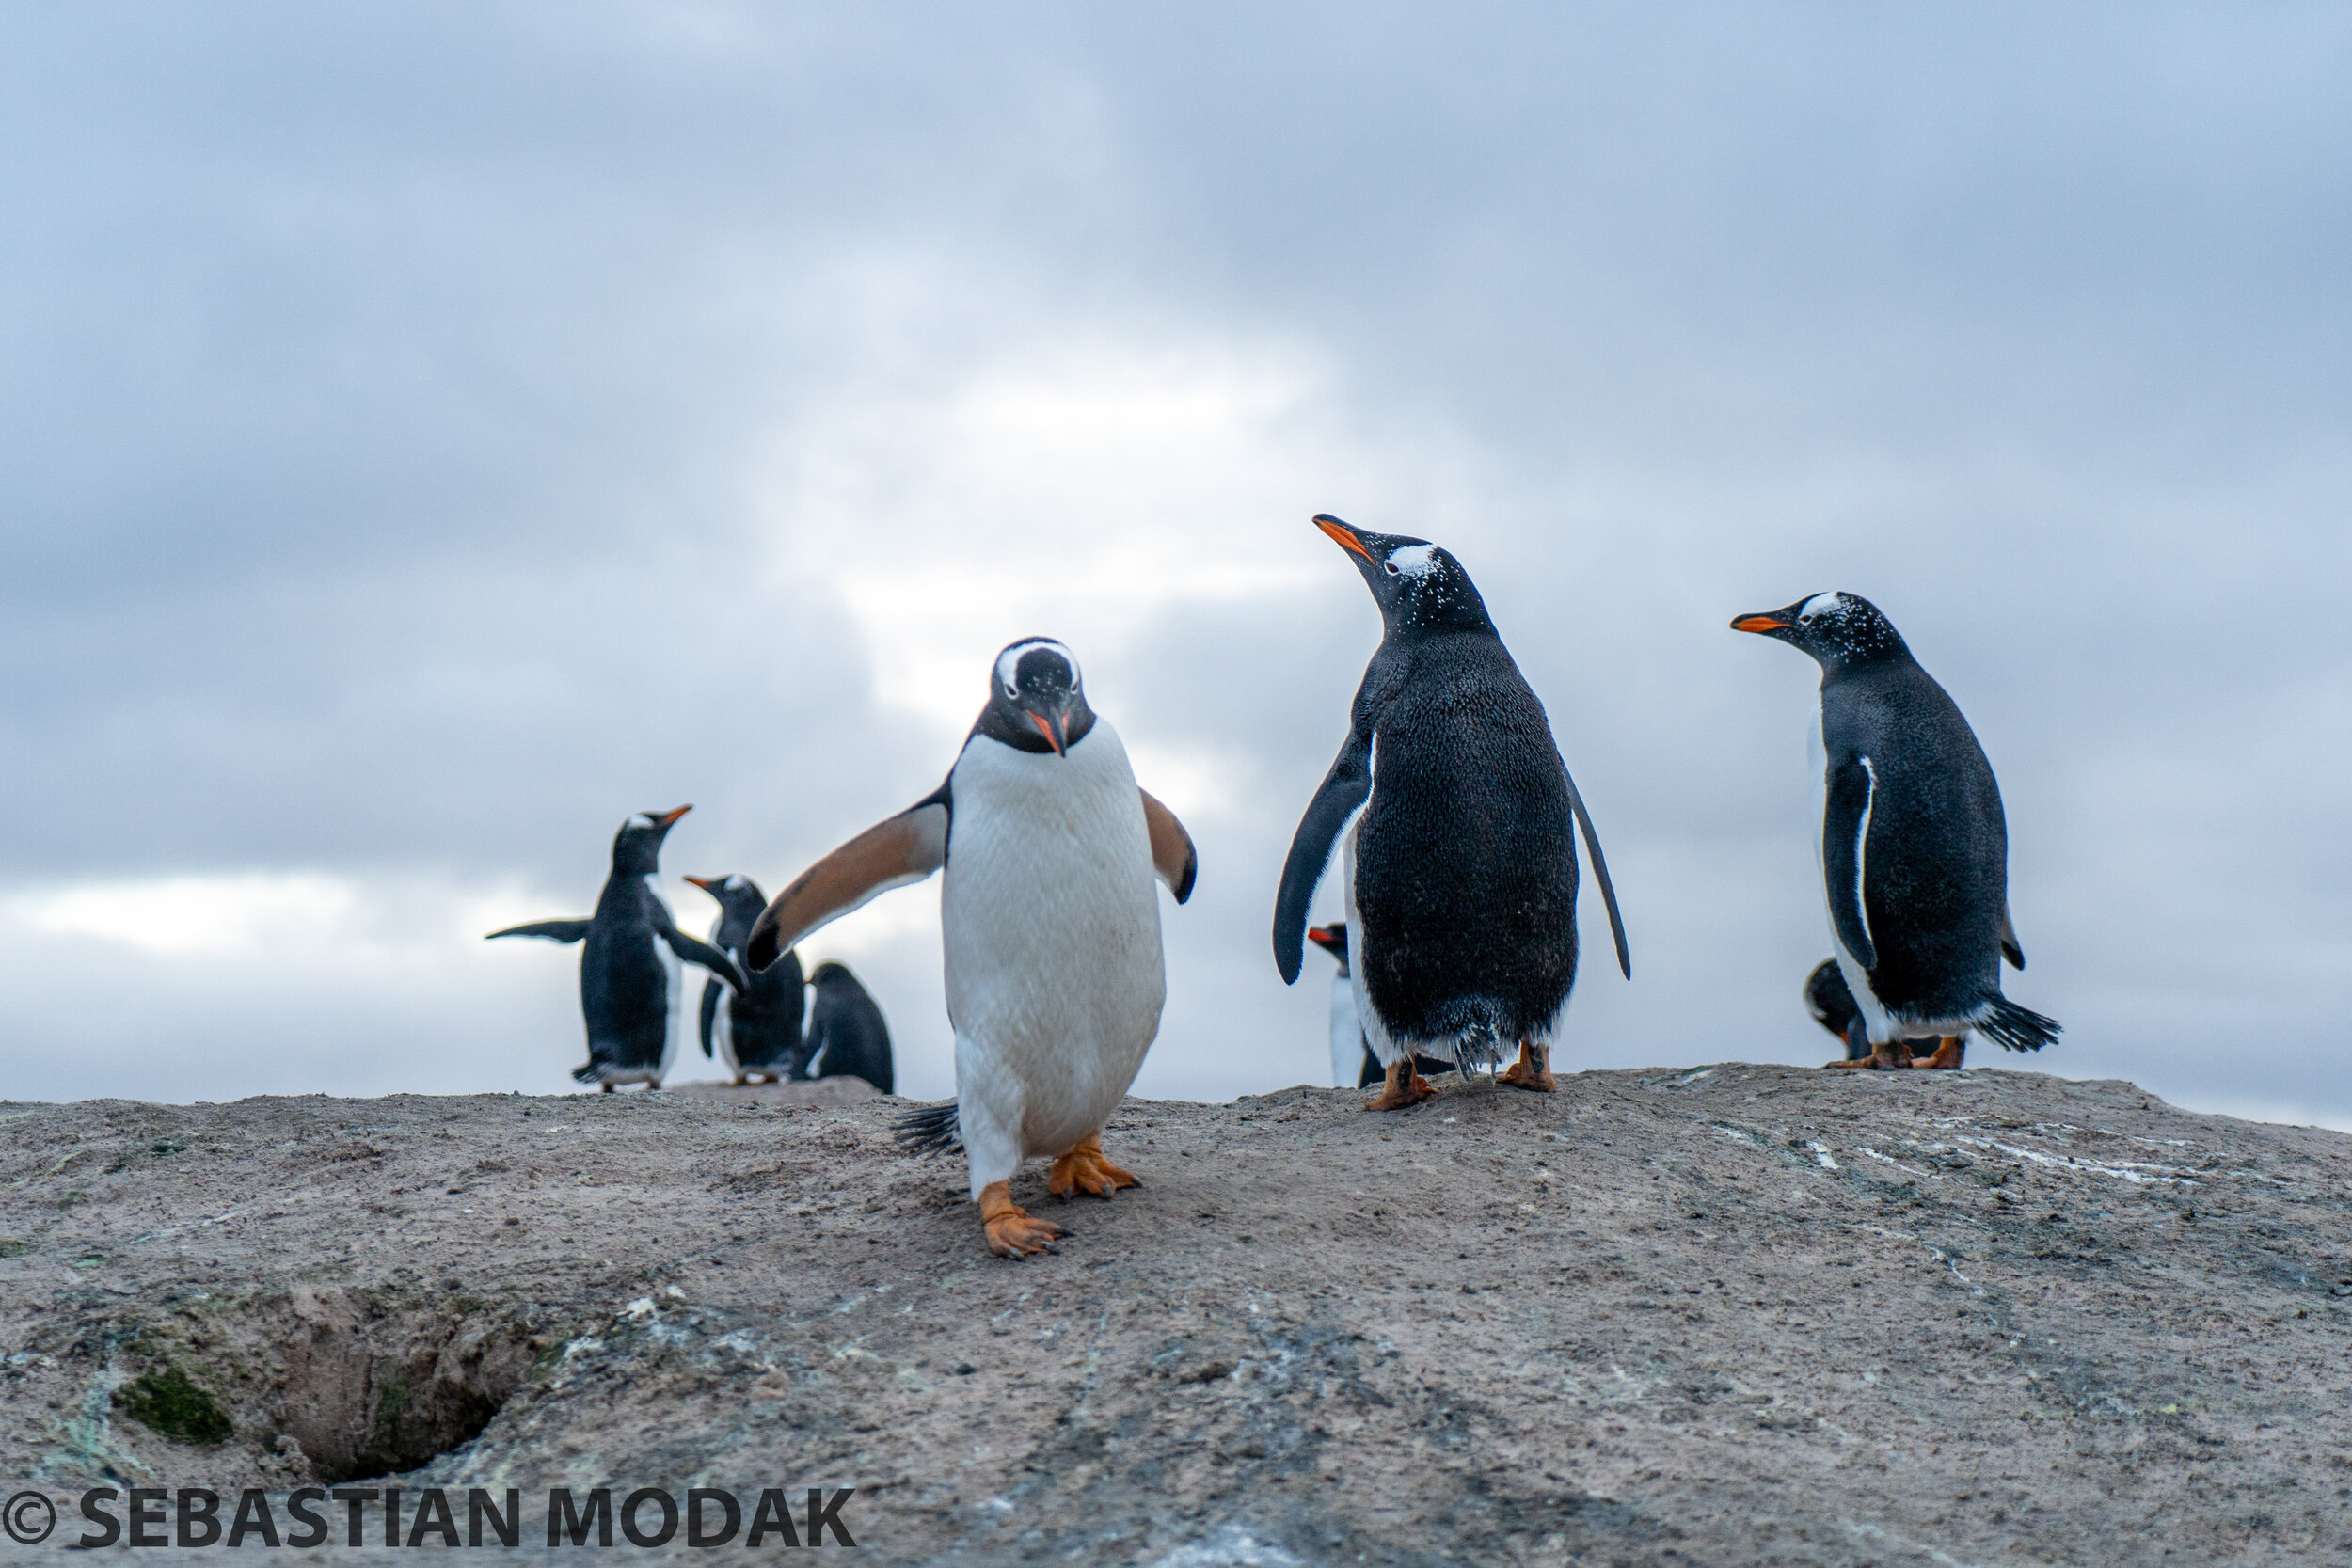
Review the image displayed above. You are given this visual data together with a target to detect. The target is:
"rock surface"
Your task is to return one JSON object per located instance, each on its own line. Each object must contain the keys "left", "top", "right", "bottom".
{"left": 3, "top": 1066, "right": 2350, "bottom": 1564}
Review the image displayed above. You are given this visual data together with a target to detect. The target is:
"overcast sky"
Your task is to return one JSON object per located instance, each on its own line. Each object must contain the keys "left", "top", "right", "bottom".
{"left": 3, "top": 4, "right": 2347, "bottom": 1129}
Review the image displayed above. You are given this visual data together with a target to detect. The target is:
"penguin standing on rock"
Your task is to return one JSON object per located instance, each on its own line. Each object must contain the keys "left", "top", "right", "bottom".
{"left": 800, "top": 961, "right": 894, "bottom": 1093}
{"left": 1734, "top": 593, "right": 2058, "bottom": 1069}
{"left": 743, "top": 638, "right": 1197, "bottom": 1259}
{"left": 488, "top": 807, "right": 748, "bottom": 1091}
{"left": 684, "top": 874, "right": 804, "bottom": 1085}
{"left": 1275, "top": 515, "right": 1629, "bottom": 1111}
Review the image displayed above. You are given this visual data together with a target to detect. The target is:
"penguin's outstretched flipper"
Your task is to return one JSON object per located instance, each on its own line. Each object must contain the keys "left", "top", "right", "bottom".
{"left": 697, "top": 976, "right": 722, "bottom": 1059}
{"left": 485, "top": 919, "right": 592, "bottom": 943}
{"left": 1820, "top": 756, "right": 1880, "bottom": 972}
{"left": 645, "top": 900, "right": 747, "bottom": 991}
{"left": 1272, "top": 730, "right": 1372, "bottom": 984}
{"left": 1562, "top": 768, "right": 1631, "bottom": 979}
{"left": 746, "top": 791, "right": 951, "bottom": 972}
{"left": 1140, "top": 790, "right": 1198, "bottom": 902}
{"left": 1998, "top": 907, "right": 2026, "bottom": 971}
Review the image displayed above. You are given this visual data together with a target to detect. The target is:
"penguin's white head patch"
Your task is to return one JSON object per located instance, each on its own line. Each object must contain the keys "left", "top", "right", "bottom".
{"left": 1382, "top": 544, "right": 1439, "bottom": 579}
{"left": 995, "top": 637, "right": 1080, "bottom": 697}
{"left": 1797, "top": 592, "right": 1845, "bottom": 624}
{"left": 624, "top": 813, "right": 656, "bottom": 829}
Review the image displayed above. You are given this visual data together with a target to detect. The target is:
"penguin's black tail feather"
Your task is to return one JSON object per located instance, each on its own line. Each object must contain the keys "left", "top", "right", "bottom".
{"left": 1979, "top": 997, "right": 2061, "bottom": 1053}
{"left": 896, "top": 1100, "right": 962, "bottom": 1154}
{"left": 569, "top": 1061, "right": 601, "bottom": 1085}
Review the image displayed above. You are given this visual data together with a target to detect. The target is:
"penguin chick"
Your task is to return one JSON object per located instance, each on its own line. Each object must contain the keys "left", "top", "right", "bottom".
{"left": 1804, "top": 958, "right": 1948, "bottom": 1067}
{"left": 683, "top": 873, "right": 805, "bottom": 1085}
{"left": 742, "top": 638, "right": 1198, "bottom": 1259}
{"left": 1735, "top": 594, "right": 2058, "bottom": 1070}
{"left": 801, "top": 960, "right": 895, "bottom": 1094}
{"left": 488, "top": 806, "right": 748, "bottom": 1091}
{"left": 1309, "top": 923, "right": 1453, "bottom": 1089}
{"left": 1275, "top": 515, "right": 1629, "bottom": 1112}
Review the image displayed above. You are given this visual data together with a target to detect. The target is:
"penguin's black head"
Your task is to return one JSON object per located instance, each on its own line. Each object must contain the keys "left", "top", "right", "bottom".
{"left": 1731, "top": 591, "right": 1910, "bottom": 672}
{"left": 1306, "top": 922, "right": 1349, "bottom": 963}
{"left": 612, "top": 805, "right": 691, "bottom": 876}
{"left": 1312, "top": 515, "right": 1495, "bottom": 637}
{"left": 977, "top": 637, "right": 1097, "bottom": 756}
{"left": 684, "top": 871, "right": 764, "bottom": 919}
{"left": 809, "top": 960, "right": 855, "bottom": 986}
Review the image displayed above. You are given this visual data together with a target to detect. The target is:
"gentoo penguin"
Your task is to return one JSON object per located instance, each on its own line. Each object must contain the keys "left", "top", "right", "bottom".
{"left": 487, "top": 807, "right": 749, "bottom": 1091}
{"left": 1734, "top": 593, "right": 2059, "bottom": 1070}
{"left": 1275, "top": 515, "right": 1629, "bottom": 1111}
{"left": 1307, "top": 923, "right": 1452, "bottom": 1090}
{"left": 741, "top": 638, "right": 1198, "bottom": 1259}
{"left": 800, "top": 961, "right": 894, "bottom": 1094}
{"left": 683, "top": 874, "right": 805, "bottom": 1085}
{"left": 1804, "top": 958, "right": 1944, "bottom": 1066}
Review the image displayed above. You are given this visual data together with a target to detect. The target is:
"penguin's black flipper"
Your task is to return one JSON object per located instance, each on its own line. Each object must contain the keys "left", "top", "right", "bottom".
{"left": 746, "top": 792, "right": 952, "bottom": 972}
{"left": 663, "top": 927, "right": 748, "bottom": 992}
{"left": 1562, "top": 768, "right": 1631, "bottom": 980}
{"left": 485, "top": 919, "right": 592, "bottom": 943}
{"left": 697, "top": 977, "right": 722, "bottom": 1058}
{"left": 1820, "top": 756, "right": 1880, "bottom": 972}
{"left": 1139, "top": 789, "right": 1198, "bottom": 903}
{"left": 1998, "top": 907, "right": 2026, "bottom": 971}
{"left": 1273, "top": 731, "right": 1372, "bottom": 985}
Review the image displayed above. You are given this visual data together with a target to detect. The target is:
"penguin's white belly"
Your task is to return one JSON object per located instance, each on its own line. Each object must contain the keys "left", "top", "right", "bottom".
{"left": 1327, "top": 974, "right": 1360, "bottom": 1087}
{"left": 943, "top": 721, "right": 1165, "bottom": 1175}
{"left": 713, "top": 988, "right": 739, "bottom": 1076}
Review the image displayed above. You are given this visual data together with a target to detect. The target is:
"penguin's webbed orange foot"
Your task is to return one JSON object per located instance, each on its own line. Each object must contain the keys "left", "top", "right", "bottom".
{"left": 1363, "top": 1060, "right": 1438, "bottom": 1112}
{"left": 1915, "top": 1037, "right": 1966, "bottom": 1070}
{"left": 1822, "top": 1058, "right": 1870, "bottom": 1069}
{"left": 1499, "top": 1042, "right": 1557, "bottom": 1093}
{"left": 1047, "top": 1134, "right": 1139, "bottom": 1198}
{"left": 978, "top": 1180, "right": 1069, "bottom": 1259}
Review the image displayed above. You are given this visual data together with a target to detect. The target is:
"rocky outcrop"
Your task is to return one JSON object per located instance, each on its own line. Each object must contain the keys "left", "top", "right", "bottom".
{"left": 3, "top": 1067, "right": 2348, "bottom": 1564}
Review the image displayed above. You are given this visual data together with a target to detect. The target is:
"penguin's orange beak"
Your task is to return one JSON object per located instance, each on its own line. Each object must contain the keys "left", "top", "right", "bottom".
{"left": 1314, "top": 514, "right": 1375, "bottom": 562}
{"left": 1029, "top": 710, "right": 1069, "bottom": 756}
{"left": 683, "top": 875, "right": 717, "bottom": 892}
{"left": 1730, "top": 616, "right": 1787, "bottom": 634}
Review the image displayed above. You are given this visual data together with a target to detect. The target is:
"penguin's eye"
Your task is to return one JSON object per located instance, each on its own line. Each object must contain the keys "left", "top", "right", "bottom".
{"left": 1798, "top": 612, "right": 1816, "bottom": 624}
{"left": 1003, "top": 683, "right": 1019, "bottom": 699}
{"left": 1383, "top": 562, "right": 1401, "bottom": 576}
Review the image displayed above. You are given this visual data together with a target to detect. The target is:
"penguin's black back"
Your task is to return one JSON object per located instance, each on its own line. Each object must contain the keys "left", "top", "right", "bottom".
{"left": 803, "top": 961, "right": 894, "bottom": 1094}
{"left": 1355, "top": 631, "right": 1579, "bottom": 1048}
{"left": 580, "top": 876, "right": 672, "bottom": 1070}
{"left": 1825, "top": 661, "right": 2007, "bottom": 1022}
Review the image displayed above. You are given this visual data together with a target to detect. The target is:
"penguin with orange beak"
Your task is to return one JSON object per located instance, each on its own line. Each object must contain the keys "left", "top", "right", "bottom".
{"left": 1734, "top": 593, "right": 2058, "bottom": 1069}
{"left": 1276, "top": 515, "right": 1629, "bottom": 1110}
{"left": 487, "top": 806, "right": 747, "bottom": 1091}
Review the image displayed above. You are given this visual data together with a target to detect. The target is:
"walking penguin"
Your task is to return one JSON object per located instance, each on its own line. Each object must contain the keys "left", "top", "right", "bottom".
{"left": 741, "top": 638, "right": 1198, "bottom": 1258}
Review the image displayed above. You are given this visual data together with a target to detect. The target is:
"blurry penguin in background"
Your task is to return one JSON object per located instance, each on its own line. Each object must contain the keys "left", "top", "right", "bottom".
{"left": 487, "top": 807, "right": 747, "bottom": 1091}
{"left": 1309, "top": 923, "right": 1452, "bottom": 1090}
{"left": 799, "top": 960, "right": 894, "bottom": 1094}
{"left": 684, "top": 873, "right": 805, "bottom": 1085}
{"left": 1735, "top": 593, "right": 2058, "bottom": 1070}
{"left": 1804, "top": 958, "right": 1947, "bottom": 1067}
